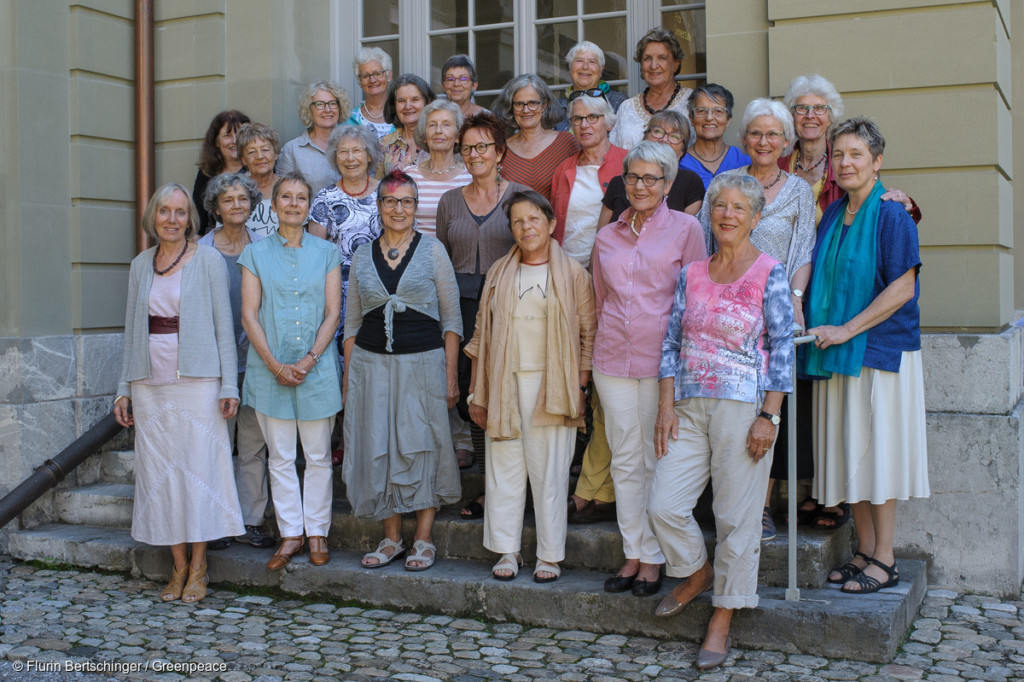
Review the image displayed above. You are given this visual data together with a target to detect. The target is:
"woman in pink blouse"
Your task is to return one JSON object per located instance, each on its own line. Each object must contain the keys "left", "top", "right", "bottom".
{"left": 590, "top": 141, "right": 706, "bottom": 598}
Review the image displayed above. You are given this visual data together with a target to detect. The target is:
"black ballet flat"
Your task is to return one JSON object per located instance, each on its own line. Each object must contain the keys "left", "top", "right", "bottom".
{"left": 604, "top": 572, "right": 637, "bottom": 593}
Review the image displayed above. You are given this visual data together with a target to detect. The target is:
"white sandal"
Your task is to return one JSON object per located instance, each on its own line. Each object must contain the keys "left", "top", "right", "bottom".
{"left": 491, "top": 553, "right": 523, "bottom": 581}
{"left": 404, "top": 540, "right": 436, "bottom": 572}
{"left": 362, "top": 537, "right": 405, "bottom": 568}
{"left": 534, "top": 560, "right": 561, "bottom": 583}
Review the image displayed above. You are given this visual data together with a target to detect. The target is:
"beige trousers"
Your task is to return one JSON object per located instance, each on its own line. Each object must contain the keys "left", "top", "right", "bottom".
{"left": 572, "top": 391, "right": 616, "bottom": 502}
{"left": 648, "top": 397, "right": 772, "bottom": 610}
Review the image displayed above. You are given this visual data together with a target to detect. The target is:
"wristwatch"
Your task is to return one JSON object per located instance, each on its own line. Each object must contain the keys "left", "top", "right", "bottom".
{"left": 790, "top": 289, "right": 804, "bottom": 298}
{"left": 759, "top": 410, "right": 781, "bottom": 426}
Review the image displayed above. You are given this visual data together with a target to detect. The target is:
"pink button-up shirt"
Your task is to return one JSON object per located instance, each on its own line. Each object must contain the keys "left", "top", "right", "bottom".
{"left": 591, "top": 199, "right": 707, "bottom": 378}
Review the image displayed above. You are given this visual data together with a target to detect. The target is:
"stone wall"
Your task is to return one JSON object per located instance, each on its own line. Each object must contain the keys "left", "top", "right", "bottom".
{"left": 0, "top": 334, "right": 128, "bottom": 545}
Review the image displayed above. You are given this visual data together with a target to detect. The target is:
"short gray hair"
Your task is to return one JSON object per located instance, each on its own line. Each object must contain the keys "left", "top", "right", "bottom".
{"left": 141, "top": 183, "right": 199, "bottom": 240}
{"left": 646, "top": 110, "right": 690, "bottom": 148}
{"left": 565, "top": 41, "right": 605, "bottom": 70}
{"left": 740, "top": 98, "right": 795, "bottom": 154}
{"left": 353, "top": 46, "right": 392, "bottom": 75}
{"left": 783, "top": 74, "right": 844, "bottom": 121}
{"left": 622, "top": 140, "right": 678, "bottom": 185}
{"left": 829, "top": 116, "right": 885, "bottom": 160}
{"left": 707, "top": 173, "right": 766, "bottom": 216}
{"left": 327, "top": 124, "right": 385, "bottom": 177}
{"left": 203, "top": 172, "right": 261, "bottom": 221}
{"left": 415, "top": 99, "right": 465, "bottom": 150}
{"left": 493, "top": 74, "right": 564, "bottom": 133}
{"left": 298, "top": 80, "right": 351, "bottom": 129}
{"left": 570, "top": 94, "right": 616, "bottom": 131}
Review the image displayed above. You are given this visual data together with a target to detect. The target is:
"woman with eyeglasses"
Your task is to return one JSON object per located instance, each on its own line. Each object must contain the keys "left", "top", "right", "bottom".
{"left": 342, "top": 170, "right": 463, "bottom": 572}
{"left": 278, "top": 81, "right": 352, "bottom": 193}
{"left": 440, "top": 54, "right": 486, "bottom": 118}
{"left": 379, "top": 74, "right": 436, "bottom": 173}
{"left": 554, "top": 41, "right": 627, "bottom": 132}
{"left": 591, "top": 141, "right": 706, "bottom": 598}
{"left": 610, "top": 28, "right": 692, "bottom": 150}
{"left": 436, "top": 113, "right": 529, "bottom": 520}
{"left": 346, "top": 47, "right": 396, "bottom": 139}
{"left": 695, "top": 98, "right": 815, "bottom": 541}
{"left": 681, "top": 84, "right": 751, "bottom": 190}
{"left": 235, "top": 123, "right": 281, "bottom": 239}
{"left": 493, "top": 74, "right": 579, "bottom": 203}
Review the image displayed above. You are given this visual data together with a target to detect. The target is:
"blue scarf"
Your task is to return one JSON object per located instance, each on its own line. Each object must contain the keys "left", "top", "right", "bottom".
{"left": 803, "top": 181, "right": 884, "bottom": 378}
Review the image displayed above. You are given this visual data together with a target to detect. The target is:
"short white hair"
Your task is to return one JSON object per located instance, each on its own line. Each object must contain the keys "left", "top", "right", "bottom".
{"left": 353, "top": 46, "right": 392, "bottom": 75}
{"left": 565, "top": 41, "right": 605, "bottom": 70}
{"left": 740, "top": 98, "right": 795, "bottom": 155}
{"left": 783, "top": 74, "right": 844, "bottom": 120}
{"left": 570, "top": 94, "right": 616, "bottom": 131}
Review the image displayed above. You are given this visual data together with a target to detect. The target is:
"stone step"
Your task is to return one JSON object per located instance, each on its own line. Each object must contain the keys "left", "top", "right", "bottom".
{"left": 76, "top": 449, "right": 136, "bottom": 486}
{"left": 7, "top": 523, "right": 926, "bottom": 663}
{"left": 53, "top": 483, "right": 852, "bottom": 589}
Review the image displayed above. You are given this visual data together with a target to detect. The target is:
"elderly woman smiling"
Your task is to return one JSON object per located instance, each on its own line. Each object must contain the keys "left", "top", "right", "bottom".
{"left": 650, "top": 173, "right": 794, "bottom": 670}
{"left": 805, "top": 117, "right": 929, "bottom": 595}
{"left": 235, "top": 122, "right": 281, "bottom": 239}
{"left": 278, "top": 81, "right": 352, "bottom": 193}
{"left": 465, "top": 190, "right": 596, "bottom": 583}
{"left": 682, "top": 84, "right": 751, "bottom": 189}
{"left": 380, "top": 74, "right": 436, "bottom": 173}
{"left": 440, "top": 54, "right": 486, "bottom": 118}
{"left": 555, "top": 41, "right": 627, "bottom": 131}
{"left": 347, "top": 47, "right": 395, "bottom": 139}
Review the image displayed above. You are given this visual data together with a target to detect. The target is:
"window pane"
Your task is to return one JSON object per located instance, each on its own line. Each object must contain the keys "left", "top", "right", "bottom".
{"left": 363, "top": 39, "right": 400, "bottom": 74}
{"left": 582, "top": 17, "right": 628, "bottom": 82}
{"left": 536, "top": 21, "right": 577, "bottom": 87}
{"left": 431, "top": 33, "right": 471, "bottom": 88}
{"left": 432, "top": 0, "right": 468, "bottom": 31}
{"left": 474, "top": 0, "right": 513, "bottom": 25}
{"left": 584, "top": 0, "right": 625, "bottom": 12}
{"left": 474, "top": 27, "right": 515, "bottom": 91}
{"left": 364, "top": 0, "right": 399, "bottom": 37}
{"left": 662, "top": 9, "right": 706, "bottom": 76}
{"left": 537, "top": 0, "right": 577, "bottom": 20}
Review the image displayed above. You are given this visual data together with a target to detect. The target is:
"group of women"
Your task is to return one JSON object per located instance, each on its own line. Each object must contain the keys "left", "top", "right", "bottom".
{"left": 115, "top": 26, "right": 928, "bottom": 671}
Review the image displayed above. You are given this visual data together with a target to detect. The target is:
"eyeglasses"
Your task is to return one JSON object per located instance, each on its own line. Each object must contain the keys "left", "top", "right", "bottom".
{"left": 335, "top": 146, "right": 366, "bottom": 157}
{"left": 623, "top": 173, "right": 665, "bottom": 187}
{"left": 511, "top": 100, "right": 543, "bottom": 112}
{"left": 357, "top": 70, "right": 388, "bottom": 83}
{"left": 444, "top": 75, "right": 472, "bottom": 85}
{"left": 569, "top": 113, "right": 604, "bottom": 127}
{"left": 311, "top": 100, "right": 340, "bottom": 111}
{"left": 647, "top": 127, "right": 684, "bottom": 145}
{"left": 693, "top": 106, "right": 729, "bottom": 119}
{"left": 792, "top": 104, "right": 831, "bottom": 116}
{"left": 379, "top": 195, "right": 417, "bottom": 209}
{"left": 746, "top": 130, "right": 786, "bottom": 142}
{"left": 459, "top": 141, "right": 496, "bottom": 156}
{"left": 567, "top": 88, "right": 606, "bottom": 102}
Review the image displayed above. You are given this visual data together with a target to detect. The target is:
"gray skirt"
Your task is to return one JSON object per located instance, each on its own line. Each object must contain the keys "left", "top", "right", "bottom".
{"left": 342, "top": 345, "right": 461, "bottom": 520}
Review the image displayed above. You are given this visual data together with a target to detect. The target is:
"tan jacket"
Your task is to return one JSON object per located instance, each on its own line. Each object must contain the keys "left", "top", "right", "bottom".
{"left": 465, "top": 240, "right": 596, "bottom": 440}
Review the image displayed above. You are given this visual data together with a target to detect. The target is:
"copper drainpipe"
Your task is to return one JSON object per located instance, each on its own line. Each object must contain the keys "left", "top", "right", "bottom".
{"left": 134, "top": 0, "right": 154, "bottom": 253}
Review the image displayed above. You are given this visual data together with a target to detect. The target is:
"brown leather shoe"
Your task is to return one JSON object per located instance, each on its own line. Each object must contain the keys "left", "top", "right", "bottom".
{"left": 308, "top": 536, "right": 330, "bottom": 566}
{"left": 267, "top": 536, "right": 304, "bottom": 570}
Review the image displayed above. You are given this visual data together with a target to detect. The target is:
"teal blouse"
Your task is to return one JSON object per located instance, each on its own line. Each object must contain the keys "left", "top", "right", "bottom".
{"left": 238, "top": 231, "right": 342, "bottom": 420}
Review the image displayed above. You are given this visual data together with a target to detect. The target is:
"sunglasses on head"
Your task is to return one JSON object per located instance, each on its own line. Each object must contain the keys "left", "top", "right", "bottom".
{"left": 568, "top": 88, "right": 607, "bottom": 102}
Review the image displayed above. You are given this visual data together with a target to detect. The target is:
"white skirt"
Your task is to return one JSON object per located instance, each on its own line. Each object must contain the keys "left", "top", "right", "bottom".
{"left": 130, "top": 379, "right": 245, "bottom": 545}
{"left": 812, "top": 350, "right": 930, "bottom": 507}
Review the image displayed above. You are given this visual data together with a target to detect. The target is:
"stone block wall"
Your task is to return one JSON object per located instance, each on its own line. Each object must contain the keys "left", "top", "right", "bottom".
{"left": 0, "top": 334, "right": 127, "bottom": 545}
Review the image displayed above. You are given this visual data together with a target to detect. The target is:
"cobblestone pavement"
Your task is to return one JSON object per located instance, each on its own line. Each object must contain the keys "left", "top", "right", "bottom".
{"left": 0, "top": 557, "right": 1022, "bottom": 681}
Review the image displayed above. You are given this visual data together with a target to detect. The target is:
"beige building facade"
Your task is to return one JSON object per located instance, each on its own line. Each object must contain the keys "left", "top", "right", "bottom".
{"left": 1, "top": 0, "right": 1023, "bottom": 594}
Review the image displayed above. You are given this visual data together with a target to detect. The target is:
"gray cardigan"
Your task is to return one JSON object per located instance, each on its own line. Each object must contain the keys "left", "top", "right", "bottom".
{"left": 117, "top": 244, "right": 239, "bottom": 401}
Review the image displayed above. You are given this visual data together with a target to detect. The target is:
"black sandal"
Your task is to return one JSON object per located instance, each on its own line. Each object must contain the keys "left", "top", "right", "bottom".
{"left": 812, "top": 502, "right": 851, "bottom": 529}
{"left": 460, "top": 495, "right": 485, "bottom": 520}
{"left": 840, "top": 556, "right": 899, "bottom": 594}
{"left": 827, "top": 550, "right": 870, "bottom": 584}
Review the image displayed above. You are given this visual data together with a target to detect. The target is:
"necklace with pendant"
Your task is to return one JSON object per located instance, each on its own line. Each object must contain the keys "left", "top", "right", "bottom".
{"left": 383, "top": 231, "right": 411, "bottom": 260}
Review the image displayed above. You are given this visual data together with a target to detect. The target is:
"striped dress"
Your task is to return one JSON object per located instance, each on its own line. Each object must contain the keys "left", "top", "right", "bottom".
{"left": 499, "top": 131, "right": 580, "bottom": 203}
{"left": 405, "top": 164, "right": 472, "bottom": 238}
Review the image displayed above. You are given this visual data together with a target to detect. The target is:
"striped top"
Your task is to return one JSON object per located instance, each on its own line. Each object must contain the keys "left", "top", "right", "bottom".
{"left": 405, "top": 164, "right": 472, "bottom": 238}
{"left": 499, "top": 131, "right": 580, "bottom": 202}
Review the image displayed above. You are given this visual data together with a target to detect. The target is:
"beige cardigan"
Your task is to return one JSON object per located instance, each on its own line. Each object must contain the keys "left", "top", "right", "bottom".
{"left": 464, "top": 240, "right": 595, "bottom": 440}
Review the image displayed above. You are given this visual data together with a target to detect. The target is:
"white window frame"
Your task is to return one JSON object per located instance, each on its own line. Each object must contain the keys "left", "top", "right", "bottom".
{"left": 333, "top": 0, "right": 704, "bottom": 99}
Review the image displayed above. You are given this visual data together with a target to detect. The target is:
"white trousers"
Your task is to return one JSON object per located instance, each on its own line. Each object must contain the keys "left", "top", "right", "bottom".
{"left": 483, "top": 371, "right": 575, "bottom": 563}
{"left": 593, "top": 371, "right": 665, "bottom": 564}
{"left": 647, "top": 398, "right": 772, "bottom": 610}
{"left": 228, "top": 404, "right": 269, "bottom": 526}
{"left": 449, "top": 407, "right": 474, "bottom": 451}
{"left": 256, "top": 412, "right": 334, "bottom": 538}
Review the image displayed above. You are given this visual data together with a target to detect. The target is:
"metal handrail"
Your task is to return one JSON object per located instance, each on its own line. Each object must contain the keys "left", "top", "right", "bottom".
{"left": 786, "top": 332, "right": 818, "bottom": 601}
{"left": 0, "top": 413, "right": 124, "bottom": 530}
